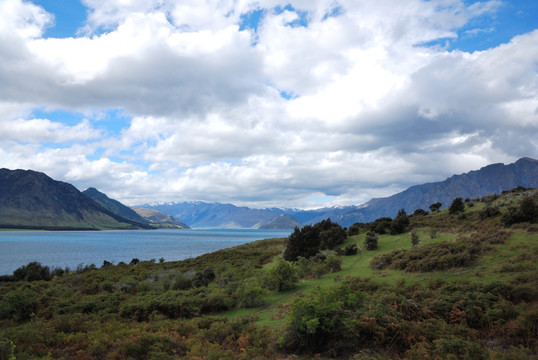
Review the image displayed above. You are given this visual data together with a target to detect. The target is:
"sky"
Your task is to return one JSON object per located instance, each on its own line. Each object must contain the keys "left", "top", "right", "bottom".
{"left": 0, "top": 0, "right": 536, "bottom": 209}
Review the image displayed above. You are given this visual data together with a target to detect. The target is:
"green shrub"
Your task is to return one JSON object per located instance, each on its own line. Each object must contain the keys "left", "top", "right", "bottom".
{"left": 371, "top": 239, "right": 481, "bottom": 272}
{"left": 13, "top": 262, "right": 51, "bottom": 281}
{"left": 364, "top": 232, "right": 378, "bottom": 251}
{"left": 1, "top": 288, "right": 39, "bottom": 321}
{"left": 325, "top": 255, "right": 342, "bottom": 273}
{"left": 264, "top": 260, "right": 298, "bottom": 292}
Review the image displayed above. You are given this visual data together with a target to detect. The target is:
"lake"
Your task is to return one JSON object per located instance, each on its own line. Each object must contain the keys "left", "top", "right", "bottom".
{"left": 0, "top": 228, "right": 292, "bottom": 275}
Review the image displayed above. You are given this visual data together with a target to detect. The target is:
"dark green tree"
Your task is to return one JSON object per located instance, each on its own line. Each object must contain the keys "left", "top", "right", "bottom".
{"left": 318, "top": 222, "right": 347, "bottom": 249}
{"left": 449, "top": 197, "right": 465, "bottom": 214}
{"left": 283, "top": 225, "right": 321, "bottom": 261}
{"left": 411, "top": 232, "right": 420, "bottom": 247}
{"left": 413, "top": 208, "right": 428, "bottom": 216}
{"left": 429, "top": 202, "right": 442, "bottom": 212}
{"left": 364, "top": 232, "right": 378, "bottom": 251}
{"left": 348, "top": 223, "right": 360, "bottom": 236}
{"left": 283, "top": 219, "right": 346, "bottom": 261}
{"left": 390, "top": 209, "right": 410, "bottom": 234}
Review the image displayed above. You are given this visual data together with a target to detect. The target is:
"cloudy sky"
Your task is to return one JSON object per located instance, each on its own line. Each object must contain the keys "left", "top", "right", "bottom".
{"left": 0, "top": 0, "right": 536, "bottom": 208}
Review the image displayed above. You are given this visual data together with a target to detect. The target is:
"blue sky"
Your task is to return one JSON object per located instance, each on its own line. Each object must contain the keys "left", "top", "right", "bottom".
{"left": 0, "top": 0, "right": 536, "bottom": 208}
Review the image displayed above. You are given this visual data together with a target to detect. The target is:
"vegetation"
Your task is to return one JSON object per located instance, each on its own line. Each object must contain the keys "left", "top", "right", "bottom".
{"left": 1, "top": 189, "right": 537, "bottom": 359}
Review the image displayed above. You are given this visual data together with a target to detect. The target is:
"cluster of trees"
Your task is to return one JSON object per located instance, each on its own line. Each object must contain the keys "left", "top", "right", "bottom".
{"left": 283, "top": 219, "right": 347, "bottom": 261}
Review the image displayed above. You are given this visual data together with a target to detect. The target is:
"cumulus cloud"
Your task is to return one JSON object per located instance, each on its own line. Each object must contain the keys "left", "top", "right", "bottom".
{"left": 0, "top": 0, "right": 535, "bottom": 208}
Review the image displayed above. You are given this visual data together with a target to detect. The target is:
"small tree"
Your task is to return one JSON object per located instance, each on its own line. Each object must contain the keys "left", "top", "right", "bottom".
{"left": 265, "top": 260, "right": 298, "bottom": 292}
{"left": 449, "top": 197, "right": 465, "bottom": 214}
{"left": 413, "top": 208, "right": 428, "bottom": 216}
{"left": 411, "top": 232, "right": 420, "bottom": 247}
{"left": 429, "top": 202, "right": 442, "bottom": 212}
{"left": 390, "top": 209, "right": 409, "bottom": 234}
{"left": 364, "top": 232, "right": 378, "bottom": 251}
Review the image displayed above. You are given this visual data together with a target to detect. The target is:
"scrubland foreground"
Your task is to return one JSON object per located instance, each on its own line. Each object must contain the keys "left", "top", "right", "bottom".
{"left": 1, "top": 188, "right": 537, "bottom": 359}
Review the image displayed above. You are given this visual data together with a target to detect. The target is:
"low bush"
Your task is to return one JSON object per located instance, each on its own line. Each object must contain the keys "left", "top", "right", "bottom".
{"left": 371, "top": 239, "right": 481, "bottom": 272}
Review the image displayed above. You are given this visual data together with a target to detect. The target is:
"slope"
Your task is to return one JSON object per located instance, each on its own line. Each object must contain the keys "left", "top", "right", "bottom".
{"left": 0, "top": 169, "right": 149, "bottom": 230}
{"left": 82, "top": 187, "right": 149, "bottom": 226}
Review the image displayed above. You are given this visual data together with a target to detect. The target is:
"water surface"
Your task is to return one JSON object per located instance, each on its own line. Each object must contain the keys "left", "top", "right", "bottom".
{"left": 0, "top": 228, "right": 291, "bottom": 275}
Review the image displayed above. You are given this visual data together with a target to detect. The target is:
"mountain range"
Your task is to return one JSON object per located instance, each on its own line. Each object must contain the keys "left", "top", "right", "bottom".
{"left": 0, "top": 157, "right": 536, "bottom": 230}
{"left": 143, "top": 157, "right": 538, "bottom": 228}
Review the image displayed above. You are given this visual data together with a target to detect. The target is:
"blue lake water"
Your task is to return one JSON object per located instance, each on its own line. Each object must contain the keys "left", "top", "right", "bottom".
{"left": 0, "top": 228, "right": 292, "bottom": 275}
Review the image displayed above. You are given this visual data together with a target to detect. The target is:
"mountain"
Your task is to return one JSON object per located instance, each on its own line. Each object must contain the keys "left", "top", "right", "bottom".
{"left": 258, "top": 214, "right": 302, "bottom": 229}
{"left": 0, "top": 169, "right": 151, "bottom": 230}
{"left": 82, "top": 187, "right": 149, "bottom": 225}
{"left": 131, "top": 207, "right": 190, "bottom": 229}
{"left": 142, "top": 157, "right": 537, "bottom": 229}
{"left": 144, "top": 202, "right": 280, "bottom": 228}
{"left": 334, "top": 157, "right": 538, "bottom": 227}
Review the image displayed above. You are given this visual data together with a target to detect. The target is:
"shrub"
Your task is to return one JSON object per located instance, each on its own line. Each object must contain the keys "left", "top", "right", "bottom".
{"left": 371, "top": 239, "right": 481, "bottom": 272}
{"left": 429, "top": 202, "right": 442, "bottom": 212}
{"left": 284, "top": 282, "right": 364, "bottom": 354}
{"left": 480, "top": 205, "right": 500, "bottom": 219}
{"left": 325, "top": 255, "right": 342, "bottom": 273}
{"left": 411, "top": 232, "right": 420, "bottom": 247}
{"left": 413, "top": 208, "right": 428, "bottom": 216}
{"left": 364, "top": 232, "right": 379, "bottom": 251}
{"left": 13, "top": 261, "right": 51, "bottom": 281}
{"left": 348, "top": 224, "right": 360, "bottom": 235}
{"left": 264, "top": 260, "right": 298, "bottom": 292}
{"left": 344, "top": 244, "right": 358, "bottom": 255}
{"left": 0, "top": 337, "right": 15, "bottom": 360}
{"left": 1, "top": 288, "right": 39, "bottom": 321}
{"left": 503, "top": 197, "right": 537, "bottom": 226}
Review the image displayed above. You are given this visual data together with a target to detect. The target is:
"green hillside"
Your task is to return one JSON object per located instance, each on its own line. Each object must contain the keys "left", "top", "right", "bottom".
{"left": 1, "top": 188, "right": 536, "bottom": 359}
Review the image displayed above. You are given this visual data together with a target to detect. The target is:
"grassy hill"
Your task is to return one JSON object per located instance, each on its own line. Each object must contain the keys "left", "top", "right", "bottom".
{"left": 0, "top": 188, "right": 536, "bottom": 359}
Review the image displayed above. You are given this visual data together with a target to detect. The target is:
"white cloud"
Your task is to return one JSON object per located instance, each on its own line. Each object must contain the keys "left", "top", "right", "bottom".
{"left": 0, "top": 0, "right": 535, "bottom": 209}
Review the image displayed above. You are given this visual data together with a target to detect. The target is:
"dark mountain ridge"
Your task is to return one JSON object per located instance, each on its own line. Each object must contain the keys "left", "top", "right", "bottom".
{"left": 334, "top": 157, "right": 538, "bottom": 227}
{"left": 0, "top": 169, "right": 151, "bottom": 230}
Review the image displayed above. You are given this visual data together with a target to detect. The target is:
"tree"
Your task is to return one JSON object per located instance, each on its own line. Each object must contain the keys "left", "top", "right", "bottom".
{"left": 319, "top": 225, "right": 347, "bottom": 250}
{"left": 413, "top": 208, "right": 428, "bottom": 216}
{"left": 411, "top": 232, "right": 420, "bottom": 247}
{"left": 449, "top": 197, "right": 465, "bottom": 214}
{"left": 283, "top": 225, "right": 321, "bottom": 261}
{"left": 429, "top": 202, "right": 442, "bottom": 212}
{"left": 348, "top": 223, "right": 360, "bottom": 236}
{"left": 364, "top": 232, "right": 378, "bottom": 251}
{"left": 283, "top": 219, "right": 347, "bottom": 261}
{"left": 390, "top": 209, "right": 409, "bottom": 235}
{"left": 264, "top": 260, "right": 298, "bottom": 292}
